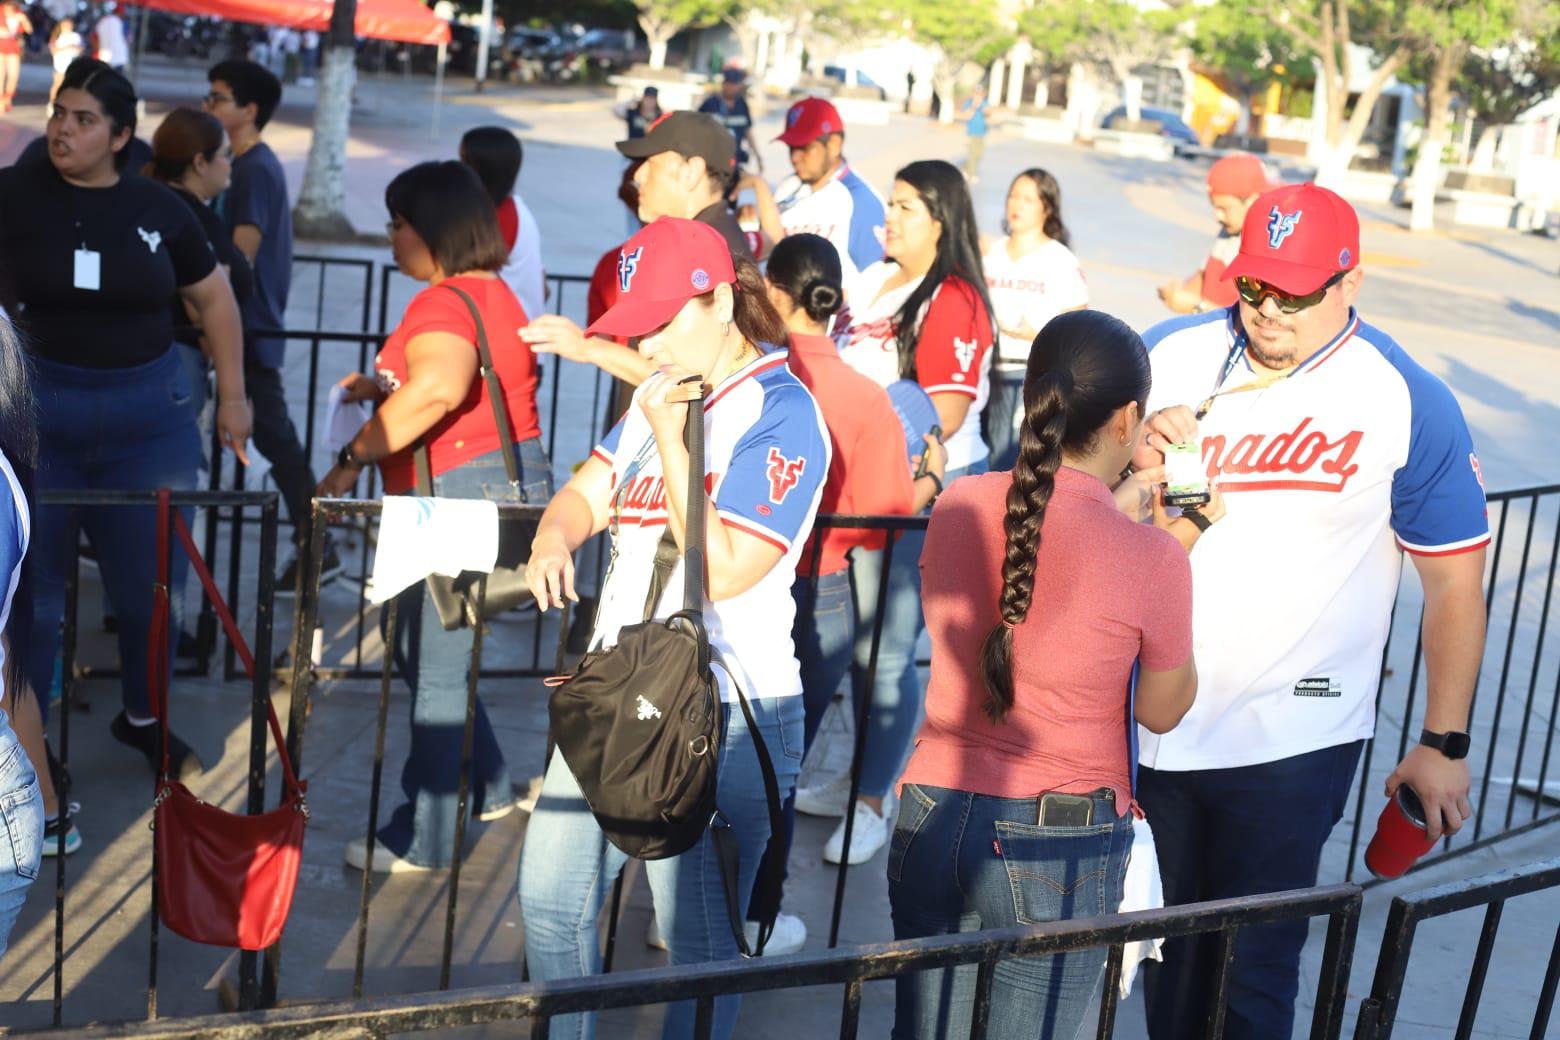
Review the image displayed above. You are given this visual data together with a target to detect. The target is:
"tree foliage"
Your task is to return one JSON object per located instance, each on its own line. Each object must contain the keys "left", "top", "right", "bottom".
{"left": 1020, "top": 0, "right": 1182, "bottom": 80}
{"left": 1188, "top": 0, "right": 1308, "bottom": 99}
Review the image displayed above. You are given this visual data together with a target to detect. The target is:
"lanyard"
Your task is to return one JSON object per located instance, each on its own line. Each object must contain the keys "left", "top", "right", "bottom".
{"left": 1195, "top": 322, "right": 1297, "bottom": 421}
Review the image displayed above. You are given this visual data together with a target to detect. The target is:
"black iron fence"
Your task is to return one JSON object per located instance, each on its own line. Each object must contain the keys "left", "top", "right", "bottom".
{"left": 25, "top": 883, "right": 1366, "bottom": 1039}
{"left": 32, "top": 489, "right": 282, "bottom": 1028}
{"left": 1354, "top": 856, "right": 1560, "bottom": 1039}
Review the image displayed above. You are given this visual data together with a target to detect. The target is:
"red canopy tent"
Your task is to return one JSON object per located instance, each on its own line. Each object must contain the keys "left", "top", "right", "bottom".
{"left": 136, "top": 0, "right": 450, "bottom": 46}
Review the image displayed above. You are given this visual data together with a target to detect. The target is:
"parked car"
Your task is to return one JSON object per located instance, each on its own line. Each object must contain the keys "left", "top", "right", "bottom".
{"left": 1101, "top": 105, "right": 1201, "bottom": 153}
{"left": 822, "top": 65, "right": 887, "bottom": 100}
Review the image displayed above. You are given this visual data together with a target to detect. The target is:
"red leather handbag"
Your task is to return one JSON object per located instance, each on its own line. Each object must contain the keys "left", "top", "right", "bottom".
{"left": 149, "top": 490, "right": 308, "bottom": 951}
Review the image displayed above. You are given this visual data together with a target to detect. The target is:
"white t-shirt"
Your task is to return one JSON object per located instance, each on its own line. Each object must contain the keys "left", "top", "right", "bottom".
{"left": 1137, "top": 308, "right": 1490, "bottom": 771}
{"left": 773, "top": 165, "right": 885, "bottom": 288}
{"left": 591, "top": 350, "right": 830, "bottom": 703}
{"left": 502, "top": 193, "right": 545, "bottom": 322}
{"left": 95, "top": 14, "right": 127, "bottom": 66}
{"left": 838, "top": 261, "right": 993, "bottom": 472}
{"left": 52, "top": 31, "right": 83, "bottom": 72}
{"left": 982, "top": 237, "right": 1088, "bottom": 366}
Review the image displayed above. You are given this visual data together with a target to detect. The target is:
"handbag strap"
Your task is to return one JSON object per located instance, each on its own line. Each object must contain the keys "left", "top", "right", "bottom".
{"left": 414, "top": 281, "right": 524, "bottom": 497}
{"left": 638, "top": 389, "right": 706, "bottom": 623}
{"left": 152, "top": 491, "right": 303, "bottom": 799}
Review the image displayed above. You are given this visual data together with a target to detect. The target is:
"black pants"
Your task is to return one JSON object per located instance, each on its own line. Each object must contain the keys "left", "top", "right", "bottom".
{"left": 246, "top": 359, "right": 319, "bottom": 550}
{"left": 1137, "top": 740, "right": 1365, "bottom": 1040}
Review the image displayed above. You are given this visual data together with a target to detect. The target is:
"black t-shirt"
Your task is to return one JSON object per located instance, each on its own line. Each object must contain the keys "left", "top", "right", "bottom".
{"left": 694, "top": 201, "right": 754, "bottom": 264}
{"left": 0, "top": 160, "right": 217, "bottom": 368}
{"left": 168, "top": 185, "right": 252, "bottom": 348}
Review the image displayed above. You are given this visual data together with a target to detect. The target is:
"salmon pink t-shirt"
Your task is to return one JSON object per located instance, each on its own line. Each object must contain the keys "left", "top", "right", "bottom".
{"left": 375, "top": 275, "right": 541, "bottom": 494}
{"left": 904, "top": 467, "right": 1193, "bottom": 813}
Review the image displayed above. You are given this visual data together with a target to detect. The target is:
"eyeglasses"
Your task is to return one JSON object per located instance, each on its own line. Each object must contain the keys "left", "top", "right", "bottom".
{"left": 1234, "top": 271, "right": 1345, "bottom": 314}
{"left": 202, "top": 92, "right": 233, "bottom": 107}
{"left": 385, "top": 217, "right": 406, "bottom": 235}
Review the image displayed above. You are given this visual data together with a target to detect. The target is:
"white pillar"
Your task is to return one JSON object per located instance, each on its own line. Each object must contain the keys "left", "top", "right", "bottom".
{"left": 1007, "top": 55, "right": 1027, "bottom": 109}
{"left": 990, "top": 58, "right": 1006, "bottom": 103}
{"left": 755, "top": 29, "right": 771, "bottom": 78}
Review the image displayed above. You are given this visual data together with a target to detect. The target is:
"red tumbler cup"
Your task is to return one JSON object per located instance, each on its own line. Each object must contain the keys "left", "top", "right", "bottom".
{"left": 1365, "top": 786, "right": 1437, "bottom": 880}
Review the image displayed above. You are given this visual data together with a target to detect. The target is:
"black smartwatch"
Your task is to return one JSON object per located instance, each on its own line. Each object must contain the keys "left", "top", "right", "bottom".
{"left": 1180, "top": 506, "right": 1212, "bottom": 533}
{"left": 1420, "top": 728, "right": 1471, "bottom": 760}
{"left": 336, "top": 444, "right": 366, "bottom": 470}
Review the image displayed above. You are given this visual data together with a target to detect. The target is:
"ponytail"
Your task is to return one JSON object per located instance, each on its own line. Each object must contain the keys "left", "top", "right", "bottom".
{"left": 976, "top": 310, "right": 1152, "bottom": 725}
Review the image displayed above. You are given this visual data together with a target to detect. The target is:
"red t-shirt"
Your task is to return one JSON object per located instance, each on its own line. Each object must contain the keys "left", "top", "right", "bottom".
{"left": 587, "top": 244, "right": 624, "bottom": 341}
{"left": 904, "top": 467, "right": 1192, "bottom": 811}
{"left": 785, "top": 332, "right": 915, "bottom": 576}
{"left": 496, "top": 196, "right": 519, "bottom": 253}
{"left": 374, "top": 275, "right": 542, "bottom": 494}
{"left": 1200, "top": 230, "right": 1240, "bottom": 307}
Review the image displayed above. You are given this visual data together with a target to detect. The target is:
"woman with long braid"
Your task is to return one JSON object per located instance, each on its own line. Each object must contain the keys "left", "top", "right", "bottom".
{"left": 886, "top": 309, "right": 1222, "bottom": 1039}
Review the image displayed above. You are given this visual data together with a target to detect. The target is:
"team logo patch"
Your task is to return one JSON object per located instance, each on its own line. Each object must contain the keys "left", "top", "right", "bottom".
{"left": 618, "top": 246, "right": 643, "bottom": 293}
{"left": 953, "top": 336, "right": 978, "bottom": 372}
{"left": 1470, "top": 453, "right": 1485, "bottom": 490}
{"left": 635, "top": 695, "right": 663, "bottom": 720}
{"left": 765, "top": 447, "right": 806, "bottom": 505}
{"left": 137, "top": 227, "right": 163, "bottom": 254}
{"left": 786, "top": 106, "right": 802, "bottom": 128}
{"left": 1293, "top": 677, "right": 1341, "bottom": 698}
{"left": 1338, "top": 247, "right": 1352, "bottom": 267}
{"left": 1267, "top": 207, "right": 1302, "bottom": 249}
{"left": 691, "top": 268, "right": 710, "bottom": 291}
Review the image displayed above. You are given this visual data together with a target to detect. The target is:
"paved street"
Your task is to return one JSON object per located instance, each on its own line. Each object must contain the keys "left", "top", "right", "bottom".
{"left": 1, "top": 57, "right": 1558, "bottom": 1039}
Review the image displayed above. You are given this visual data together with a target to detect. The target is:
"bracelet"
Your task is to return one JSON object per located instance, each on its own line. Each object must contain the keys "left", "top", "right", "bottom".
{"left": 1180, "top": 507, "right": 1212, "bottom": 533}
{"left": 336, "top": 444, "right": 367, "bottom": 470}
{"left": 921, "top": 472, "right": 944, "bottom": 498}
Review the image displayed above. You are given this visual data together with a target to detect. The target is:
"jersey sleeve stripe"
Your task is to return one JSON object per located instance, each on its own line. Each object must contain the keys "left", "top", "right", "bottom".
{"left": 719, "top": 511, "right": 792, "bottom": 552}
{"left": 1396, "top": 532, "right": 1492, "bottom": 557}
{"left": 591, "top": 447, "right": 614, "bottom": 467}
{"left": 923, "top": 382, "right": 978, "bottom": 399}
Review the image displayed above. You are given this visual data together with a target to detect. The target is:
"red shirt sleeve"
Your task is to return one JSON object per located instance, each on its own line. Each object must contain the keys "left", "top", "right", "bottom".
{"left": 1137, "top": 531, "right": 1194, "bottom": 671}
{"left": 588, "top": 247, "right": 629, "bottom": 347}
{"left": 914, "top": 277, "right": 992, "bottom": 399}
{"left": 1200, "top": 256, "right": 1240, "bottom": 307}
{"left": 400, "top": 284, "right": 479, "bottom": 343}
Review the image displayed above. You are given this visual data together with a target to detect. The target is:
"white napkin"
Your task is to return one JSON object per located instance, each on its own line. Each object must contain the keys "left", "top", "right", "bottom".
{"left": 323, "top": 386, "right": 374, "bottom": 498}
{"left": 1118, "top": 814, "right": 1166, "bottom": 999}
{"left": 366, "top": 496, "right": 500, "bottom": 604}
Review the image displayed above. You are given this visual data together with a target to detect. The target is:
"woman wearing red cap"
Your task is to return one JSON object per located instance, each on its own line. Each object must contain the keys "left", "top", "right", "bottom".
{"left": 520, "top": 217, "right": 829, "bottom": 1040}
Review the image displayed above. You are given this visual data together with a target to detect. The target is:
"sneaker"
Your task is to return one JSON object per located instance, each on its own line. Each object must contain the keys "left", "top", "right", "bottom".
{"left": 510, "top": 775, "right": 545, "bottom": 816}
{"left": 747, "top": 912, "right": 806, "bottom": 956}
{"left": 41, "top": 813, "right": 81, "bottom": 857}
{"left": 646, "top": 917, "right": 668, "bottom": 951}
{"left": 822, "top": 800, "right": 889, "bottom": 866}
{"left": 344, "top": 836, "right": 432, "bottom": 874}
{"left": 110, "top": 711, "right": 205, "bottom": 779}
{"left": 795, "top": 772, "right": 852, "bottom": 818}
{"left": 275, "top": 545, "right": 344, "bottom": 598}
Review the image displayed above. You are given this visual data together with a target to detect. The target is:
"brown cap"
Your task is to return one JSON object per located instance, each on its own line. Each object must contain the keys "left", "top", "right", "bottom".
{"left": 616, "top": 111, "right": 736, "bottom": 174}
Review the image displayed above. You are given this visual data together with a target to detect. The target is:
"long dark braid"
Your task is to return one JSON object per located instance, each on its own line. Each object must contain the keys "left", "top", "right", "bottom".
{"left": 977, "top": 311, "right": 1151, "bottom": 724}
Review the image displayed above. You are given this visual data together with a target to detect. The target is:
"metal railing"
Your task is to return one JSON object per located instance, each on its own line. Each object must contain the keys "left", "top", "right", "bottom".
{"left": 23, "top": 884, "right": 1365, "bottom": 1039}
{"left": 30, "top": 489, "right": 282, "bottom": 1028}
{"left": 1354, "top": 856, "right": 1560, "bottom": 1039}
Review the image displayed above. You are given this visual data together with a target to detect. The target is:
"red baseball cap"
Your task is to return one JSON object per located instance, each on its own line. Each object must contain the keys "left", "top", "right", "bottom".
{"left": 776, "top": 97, "right": 844, "bottom": 147}
{"left": 1223, "top": 182, "right": 1360, "bottom": 295}
{"left": 1206, "top": 153, "right": 1272, "bottom": 198}
{"left": 584, "top": 218, "right": 737, "bottom": 339}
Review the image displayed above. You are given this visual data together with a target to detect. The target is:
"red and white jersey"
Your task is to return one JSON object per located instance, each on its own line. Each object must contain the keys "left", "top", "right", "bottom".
{"left": 773, "top": 165, "right": 885, "bottom": 287}
{"left": 838, "top": 262, "right": 993, "bottom": 472}
{"left": 1139, "top": 308, "right": 1490, "bottom": 770}
{"left": 591, "top": 349, "right": 830, "bottom": 702}
{"left": 982, "top": 237, "right": 1088, "bottom": 366}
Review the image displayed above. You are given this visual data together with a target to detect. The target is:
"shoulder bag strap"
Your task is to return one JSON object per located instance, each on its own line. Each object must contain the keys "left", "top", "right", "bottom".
{"left": 640, "top": 387, "right": 706, "bottom": 622}
{"left": 444, "top": 283, "right": 522, "bottom": 487}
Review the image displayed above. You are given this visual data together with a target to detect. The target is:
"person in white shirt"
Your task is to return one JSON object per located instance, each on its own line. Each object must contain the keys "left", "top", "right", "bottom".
{"left": 981, "top": 168, "right": 1088, "bottom": 470}
{"left": 93, "top": 7, "right": 127, "bottom": 70}
{"left": 459, "top": 127, "right": 545, "bottom": 321}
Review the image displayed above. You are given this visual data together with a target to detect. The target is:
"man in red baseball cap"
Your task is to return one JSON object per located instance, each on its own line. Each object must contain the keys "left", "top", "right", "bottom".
{"left": 742, "top": 96, "right": 885, "bottom": 285}
{"left": 1159, "top": 152, "right": 1274, "bottom": 314}
{"left": 1131, "top": 181, "right": 1488, "bottom": 1039}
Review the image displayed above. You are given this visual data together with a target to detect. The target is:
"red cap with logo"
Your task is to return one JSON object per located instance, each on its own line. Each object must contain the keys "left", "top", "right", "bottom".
{"left": 584, "top": 218, "right": 737, "bottom": 339}
{"left": 1223, "top": 182, "right": 1360, "bottom": 295}
{"left": 776, "top": 97, "right": 844, "bottom": 147}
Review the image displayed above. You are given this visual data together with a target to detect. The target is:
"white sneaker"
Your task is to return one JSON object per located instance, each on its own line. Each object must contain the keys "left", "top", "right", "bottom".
{"left": 795, "top": 772, "right": 852, "bottom": 817}
{"left": 747, "top": 912, "right": 806, "bottom": 956}
{"left": 646, "top": 916, "right": 668, "bottom": 951}
{"left": 823, "top": 800, "right": 890, "bottom": 865}
{"left": 344, "top": 836, "right": 432, "bottom": 874}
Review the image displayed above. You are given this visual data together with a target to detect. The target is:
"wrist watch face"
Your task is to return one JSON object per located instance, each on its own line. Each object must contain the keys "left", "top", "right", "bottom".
{"left": 1425, "top": 729, "right": 1471, "bottom": 759}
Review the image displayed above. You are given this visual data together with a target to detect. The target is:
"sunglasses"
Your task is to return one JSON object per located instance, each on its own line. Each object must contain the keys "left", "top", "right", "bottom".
{"left": 1234, "top": 271, "right": 1345, "bottom": 313}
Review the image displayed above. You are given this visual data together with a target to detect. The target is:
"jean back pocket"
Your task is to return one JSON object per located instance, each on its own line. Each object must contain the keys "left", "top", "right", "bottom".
{"left": 886, "top": 783, "right": 937, "bottom": 884}
{"left": 0, "top": 745, "right": 43, "bottom": 882}
{"left": 994, "top": 818, "right": 1120, "bottom": 925}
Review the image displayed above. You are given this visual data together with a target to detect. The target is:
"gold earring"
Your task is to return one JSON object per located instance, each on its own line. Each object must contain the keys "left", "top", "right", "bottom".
{"left": 721, "top": 320, "right": 731, "bottom": 336}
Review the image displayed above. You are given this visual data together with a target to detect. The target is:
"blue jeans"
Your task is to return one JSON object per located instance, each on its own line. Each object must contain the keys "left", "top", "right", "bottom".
{"left": 983, "top": 367, "right": 1025, "bottom": 472}
{"left": 27, "top": 349, "right": 201, "bottom": 719}
{"left": 1137, "top": 741, "right": 1365, "bottom": 1040}
{"left": 378, "top": 440, "right": 553, "bottom": 868}
{"left": 0, "top": 708, "right": 44, "bottom": 962}
{"left": 519, "top": 693, "right": 804, "bottom": 1040}
{"left": 749, "top": 567, "right": 854, "bottom": 922}
{"left": 888, "top": 784, "right": 1132, "bottom": 1040}
{"left": 849, "top": 460, "right": 987, "bottom": 799}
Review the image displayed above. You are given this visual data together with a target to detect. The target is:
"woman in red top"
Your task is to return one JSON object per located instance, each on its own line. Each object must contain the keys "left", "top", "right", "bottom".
{"left": 889, "top": 310, "right": 1223, "bottom": 1039}
{"left": 319, "top": 161, "right": 551, "bottom": 873}
{"left": 741, "top": 233, "right": 946, "bottom": 953}
{"left": 0, "top": 2, "right": 32, "bottom": 113}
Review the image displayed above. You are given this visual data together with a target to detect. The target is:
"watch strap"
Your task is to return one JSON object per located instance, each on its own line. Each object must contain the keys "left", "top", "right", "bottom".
{"left": 1181, "top": 507, "right": 1212, "bottom": 533}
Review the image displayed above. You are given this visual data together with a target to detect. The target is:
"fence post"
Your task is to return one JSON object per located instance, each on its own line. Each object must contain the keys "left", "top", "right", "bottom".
{"left": 241, "top": 495, "right": 281, "bottom": 1009}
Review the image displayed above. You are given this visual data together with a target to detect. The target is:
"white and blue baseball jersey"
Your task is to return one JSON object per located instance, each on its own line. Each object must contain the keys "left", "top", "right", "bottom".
{"left": 1138, "top": 308, "right": 1489, "bottom": 770}
{"left": 591, "top": 350, "right": 831, "bottom": 702}
{"left": 774, "top": 165, "right": 885, "bottom": 287}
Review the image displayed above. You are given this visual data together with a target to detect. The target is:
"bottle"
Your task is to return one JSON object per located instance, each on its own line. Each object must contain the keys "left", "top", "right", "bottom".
{"left": 1364, "top": 786, "right": 1438, "bottom": 879}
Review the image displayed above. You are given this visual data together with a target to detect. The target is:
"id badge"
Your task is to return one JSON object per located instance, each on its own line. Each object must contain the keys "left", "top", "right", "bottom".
{"left": 73, "top": 249, "right": 101, "bottom": 291}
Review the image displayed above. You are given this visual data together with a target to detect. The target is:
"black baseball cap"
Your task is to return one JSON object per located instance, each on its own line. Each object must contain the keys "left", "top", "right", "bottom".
{"left": 616, "top": 111, "right": 736, "bottom": 173}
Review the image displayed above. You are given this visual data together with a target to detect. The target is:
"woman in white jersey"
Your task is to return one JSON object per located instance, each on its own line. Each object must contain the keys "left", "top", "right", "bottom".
{"left": 521, "top": 217, "right": 828, "bottom": 1040}
{"left": 796, "top": 159, "right": 995, "bottom": 866}
{"left": 982, "top": 168, "right": 1088, "bottom": 471}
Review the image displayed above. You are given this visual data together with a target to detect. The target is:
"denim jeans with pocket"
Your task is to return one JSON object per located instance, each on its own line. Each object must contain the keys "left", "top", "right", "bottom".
{"left": 849, "top": 459, "right": 988, "bottom": 799}
{"left": 377, "top": 439, "right": 553, "bottom": 868}
{"left": 748, "top": 566, "right": 854, "bottom": 922}
{"left": 27, "top": 348, "right": 201, "bottom": 720}
{"left": 888, "top": 783, "right": 1132, "bottom": 1040}
{"left": 519, "top": 693, "right": 804, "bottom": 1040}
{"left": 0, "top": 708, "right": 43, "bottom": 962}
